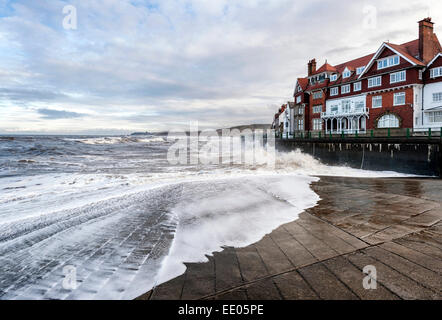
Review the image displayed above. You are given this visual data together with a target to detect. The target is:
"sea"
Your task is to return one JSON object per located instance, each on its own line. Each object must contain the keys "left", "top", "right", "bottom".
{"left": 0, "top": 134, "right": 409, "bottom": 300}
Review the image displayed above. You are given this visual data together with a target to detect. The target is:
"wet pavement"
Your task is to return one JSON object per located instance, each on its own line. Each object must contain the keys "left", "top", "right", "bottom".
{"left": 137, "top": 177, "right": 442, "bottom": 300}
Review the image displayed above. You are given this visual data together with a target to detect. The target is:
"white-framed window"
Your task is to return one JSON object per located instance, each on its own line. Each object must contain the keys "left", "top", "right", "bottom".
{"left": 433, "top": 92, "right": 442, "bottom": 102}
{"left": 330, "top": 87, "right": 339, "bottom": 96}
{"left": 378, "top": 114, "right": 400, "bottom": 128}
{"left": 342, "top": 100, "right": 351, "bottom": 113}
{"left": 313, "top": 118, "right": 322, "bottom": 130}
{"left": 313, "top": 105, "right": 322, "bottom": 113}
{"left": 355, "top": 101, "right": 365, "bottom": 110}
{"left": 368, "top": 76, "right": 382, "bottom": 88}
{"left": 298, "top": 119, "right": 304, "bottom": 130}
{"left": 296, "top": 95, "right": 301, "bottom": 103}
{"left": 299, "top": 107, "right": 304, "bottom": 115}
{"left": 430, "top": 67, "right": 442, "bottom": 78}
{"left": 429, "top": 111, "right": 442, "bottom": 123}
{"left": 330, "top": 105, "right": 339, "bottom": 114}
{"left": 353, "top": 82, "right": 362, "bottom": 91}
{"left": 313, "top": 91, "right": 322, "bottom": 99}
{"left": 377, "top": 55, "right": 400, "bottom": 70}
{"left": 372, "top": 96, "right": 382, "bottom": 108}
{"left": 330, "top": 74, "right": 338, "bottom": 81}
{"left": 343, "top": 70, "right": 351, "bottom": 78}
{"left": 341, "top": 84, "right": 351, "bottom": 94}
{"left": 390, "top": 70, "right": 406, "bottom": 84}
{"left": 356, "top": 66, "right": 365, "bottom": 75}
{"left": 394, "top": 92, "right": 406, "bottom": 106}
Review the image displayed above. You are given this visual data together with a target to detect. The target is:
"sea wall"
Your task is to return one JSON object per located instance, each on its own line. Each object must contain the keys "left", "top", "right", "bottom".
{"left": 276, "top": 138, "right": 442, "bottom": 177}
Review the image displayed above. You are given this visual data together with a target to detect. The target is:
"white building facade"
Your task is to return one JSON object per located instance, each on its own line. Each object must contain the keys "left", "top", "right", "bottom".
{"left": 416, "top": 53, "right": 442, "bottom": 131}
{"left": 282, "top": 105, "right": 291, "bottom": 138}
{"left": 322, "top": 94, "right": 369, "bottom": 133}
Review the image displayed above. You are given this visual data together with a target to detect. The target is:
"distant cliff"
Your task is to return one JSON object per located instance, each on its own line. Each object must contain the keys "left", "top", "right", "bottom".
{"left": 216, "top": 124, "right": 271, "bottom": 133}
{"left": 131, "top": 124, "right": 271, "bottom": 136}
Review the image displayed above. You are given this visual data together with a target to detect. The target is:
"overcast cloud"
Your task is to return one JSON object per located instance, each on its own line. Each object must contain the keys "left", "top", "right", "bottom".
{"left": 0, "top": 0, "right": 441, "bottom": 134}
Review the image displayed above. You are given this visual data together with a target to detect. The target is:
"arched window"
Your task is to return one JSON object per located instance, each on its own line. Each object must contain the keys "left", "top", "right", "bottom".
{"left": 377, "top": 114, "right": 400, "bottom": 128}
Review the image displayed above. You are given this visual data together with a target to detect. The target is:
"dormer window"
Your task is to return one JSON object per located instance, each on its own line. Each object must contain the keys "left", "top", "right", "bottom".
{"left": 342, "top": 68, "right": 351, "bottom": 78}
{"left": 356, "top": 66, "right": 365, "bottom": 75}
{"left": 330, "top": 74, "right": 338, "bottom": 81}
{"left": 430, "top": 67, "right": 442, "bottom": 78}
{"left": 377, "top": 55, "right": 400, "bottom": 70}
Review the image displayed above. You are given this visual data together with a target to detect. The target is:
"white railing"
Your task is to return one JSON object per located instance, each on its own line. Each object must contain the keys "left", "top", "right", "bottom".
{"left": 326, "top": 129, "right": 367, "bottom": 134}
{"left": 321, "top": 107, "right": 369, "bottom": 118}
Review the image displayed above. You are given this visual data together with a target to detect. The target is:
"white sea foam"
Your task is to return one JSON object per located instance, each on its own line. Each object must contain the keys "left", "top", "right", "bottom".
{"left": 155, "top": 175, "right": 319, "bottom": 289}
{"left": 0, "top": 135, "right": 414, "bottom": 300}
{"left": 67, "top": 136, "right": 166, "bottom": 145}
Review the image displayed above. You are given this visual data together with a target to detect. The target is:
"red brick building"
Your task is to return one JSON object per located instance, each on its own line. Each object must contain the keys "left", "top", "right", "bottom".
{"left": 281, "top": 18, "right": 442, "bottom": 135}
{"left": 292, "top": 77, "right": 309, "bottom": 133}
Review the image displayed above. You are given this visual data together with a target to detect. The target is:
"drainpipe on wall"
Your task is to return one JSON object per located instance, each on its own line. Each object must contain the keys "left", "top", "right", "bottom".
{"left": 422, "top": 85, "right": 424, "bottom": 126}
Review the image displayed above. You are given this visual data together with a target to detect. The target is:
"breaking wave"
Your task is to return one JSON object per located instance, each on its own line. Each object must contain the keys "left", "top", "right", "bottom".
{"left": 0, "top": 134, "right": 410, "bottom": 300}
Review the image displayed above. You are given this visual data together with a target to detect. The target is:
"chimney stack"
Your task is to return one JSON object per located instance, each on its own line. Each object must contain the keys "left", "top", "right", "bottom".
{"left": 308, "top": 59, "right": 317, "bottom": 76}
{"left": 418, "top": 17, "right": 435, "bottom": 63}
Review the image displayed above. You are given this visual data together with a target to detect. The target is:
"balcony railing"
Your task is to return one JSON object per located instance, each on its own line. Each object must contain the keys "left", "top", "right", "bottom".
{"left": 321, "top": 107, "right": 369, "bottom": 118}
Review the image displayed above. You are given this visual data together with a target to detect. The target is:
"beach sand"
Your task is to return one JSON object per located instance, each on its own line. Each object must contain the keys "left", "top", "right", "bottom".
{"left": 137, "top": 176, "right": 442, "bottom": 300}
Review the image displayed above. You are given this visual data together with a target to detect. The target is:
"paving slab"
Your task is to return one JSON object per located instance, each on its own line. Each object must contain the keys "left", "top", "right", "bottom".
{"left": 244, "top": 278, "right": 282, "bottom": 300}
{"left": 379, "top": 241, "right": 442, "bottom": 274}
{"left": 141, "top": 177, "right": 442, "bottom": 301}
{"left": 283, "top": 222, "right": 339, "bottom": 261}
{"left": 254, "top": 234, "right": 294, "bottom": 275}
{"left": 273, "top": 271, "right": 319, "bottom": 300}
{"left": 347, "top": 251, "right": 440, "bottom": 300}
{"left": 364, "top": 246, "right": 442, "bottom": 292}
{"left": 235, "top": 246, "right": 268, "bottom": 283}
{"left": 298, "top": 263, "right": 359, "bottom": 300}
{"left": 323, "top": 255, "right": 399, "bottom": 300}
{"left": 181, "top": 257, "right": 215, "bottom": 300}
{"left": 269, "top": 226, "right": 318, "bottom": 268}
{"left": 213, "top": 247, "right": 243, "bottom": 292}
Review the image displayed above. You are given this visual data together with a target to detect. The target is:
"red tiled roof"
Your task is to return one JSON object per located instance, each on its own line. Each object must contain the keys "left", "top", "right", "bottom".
{"left": 297, "top": 78, "right": 309, "bottom": 91}
{"left": 396, "top": 36, "right": 441, "bottom": 64}
{"left": 387, "top": 40, "right": 425, "bottom": 66}
{"left": 432, "top": 34, "right": 442, "bottom": 55}
{"left": 299, "top": 33, "right": 442, "bottom": 95}
{"left": 312, "top": 63, "right": 336, "bottom": 75}
{"left": 305, "top": 80, "right": 329, "bottom": 92}
{"left": 330, "top": 53, "right": 374, "bottom": 85}
{"left": 334, "top": 53, "right": 373, "bottom": 72}
{"left": 399, "top": 39, "right": 420, "bottom": 58}
{"left": 324, "top": 39, "right": 430, "bottom": 85}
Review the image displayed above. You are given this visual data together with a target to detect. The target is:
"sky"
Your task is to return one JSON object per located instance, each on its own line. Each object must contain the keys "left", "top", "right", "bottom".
{"left": 0, "top": 0, "right": 441, "bottom": 134}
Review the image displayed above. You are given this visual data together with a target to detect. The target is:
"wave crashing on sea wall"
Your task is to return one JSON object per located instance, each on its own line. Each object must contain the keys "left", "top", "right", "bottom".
{"left": 0, "top": 174, "right": 319, "bottom": 300}
{"left": 0, "top": 135, "right": 411, "bottom": 300}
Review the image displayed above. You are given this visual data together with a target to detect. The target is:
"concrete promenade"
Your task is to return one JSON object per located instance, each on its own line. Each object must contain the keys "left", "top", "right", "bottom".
{"left": 138, "top": 176, "right": 442, "bottom": 300}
